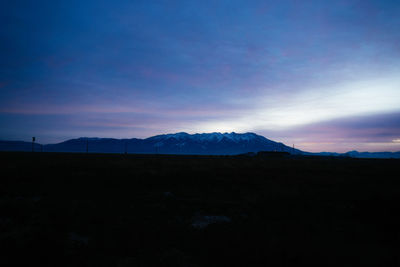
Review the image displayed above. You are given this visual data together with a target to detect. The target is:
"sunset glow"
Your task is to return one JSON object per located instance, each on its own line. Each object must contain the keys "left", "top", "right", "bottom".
{"left": 1, "top": 0, "right": 400, "bottom": 152}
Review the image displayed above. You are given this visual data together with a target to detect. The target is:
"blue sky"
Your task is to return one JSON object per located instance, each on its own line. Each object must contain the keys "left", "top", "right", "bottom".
{"left": 1, "top": 0, "right": 400, "bottom": 152}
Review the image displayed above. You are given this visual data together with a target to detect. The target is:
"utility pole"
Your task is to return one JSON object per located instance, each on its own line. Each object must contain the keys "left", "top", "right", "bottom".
{"left": 32, "top": 137, "right": 35, "bottom": 152}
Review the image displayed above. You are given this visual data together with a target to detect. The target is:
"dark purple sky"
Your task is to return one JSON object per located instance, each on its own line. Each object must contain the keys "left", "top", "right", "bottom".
{"left": 1, "top": 0, "right": 400, "bottom": 152}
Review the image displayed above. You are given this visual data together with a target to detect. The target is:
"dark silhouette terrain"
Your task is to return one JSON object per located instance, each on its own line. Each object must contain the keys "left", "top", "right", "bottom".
{"left": 1, "top": 152, "right": 399, "bottom": 266}
{"left": 2, "top": 132, "right": 399, "bottom": 158}
{"left": 0, "top": 132, "right": 299, "bottom": 155}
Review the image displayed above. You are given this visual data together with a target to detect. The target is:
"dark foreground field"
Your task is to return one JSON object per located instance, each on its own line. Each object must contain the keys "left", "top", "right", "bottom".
{"left": 1, "top": 152, "right": 399, "bottom": 266}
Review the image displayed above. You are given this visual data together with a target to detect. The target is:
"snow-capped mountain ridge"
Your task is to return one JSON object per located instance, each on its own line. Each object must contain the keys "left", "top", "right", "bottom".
{"left": 136, "top": 132, "right": 289, "bottom": 154}
{"left": 148, "top": 132, "right": 263, "bottom": 143}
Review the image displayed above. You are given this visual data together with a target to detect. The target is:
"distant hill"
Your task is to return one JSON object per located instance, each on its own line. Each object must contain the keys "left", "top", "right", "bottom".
{"left": 309, "top": 151, "right": 400, "bottom": 159}
{"left": 1, "top": 133, "right": 399, "bottom": 158}
{"left": 342, "top": 150, "right": 400, "bottom": 159}
{"left": 0, "top": 140, "right": 42, "bottom": 152}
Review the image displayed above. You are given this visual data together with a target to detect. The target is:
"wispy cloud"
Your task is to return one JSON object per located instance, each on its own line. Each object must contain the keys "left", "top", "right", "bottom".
{"left": 1, "top": 0, "right": 400, "bottom": 151}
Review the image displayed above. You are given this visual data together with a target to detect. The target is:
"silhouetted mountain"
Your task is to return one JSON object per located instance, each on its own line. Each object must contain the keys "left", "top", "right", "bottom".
{"left": 138, "top": 132, "right": 298, "bottom": 155}
{"left": 0, "top": 132, "right": 299, "bottom": 155}
{"left": 44, "top": 137, "right": 142, "bottom": 153}
{"left": 2, "top": 133, "right": 399, "bottom": 158}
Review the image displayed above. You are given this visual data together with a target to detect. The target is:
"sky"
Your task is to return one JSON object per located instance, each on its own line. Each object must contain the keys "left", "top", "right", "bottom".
{"left": 1, "top": 0, "right": 400, "bottom": 152}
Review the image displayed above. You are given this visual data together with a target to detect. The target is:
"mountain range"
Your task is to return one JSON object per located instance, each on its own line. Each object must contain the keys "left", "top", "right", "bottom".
{"left": 1, "top": 132, "right": 399, "bottom": 158}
